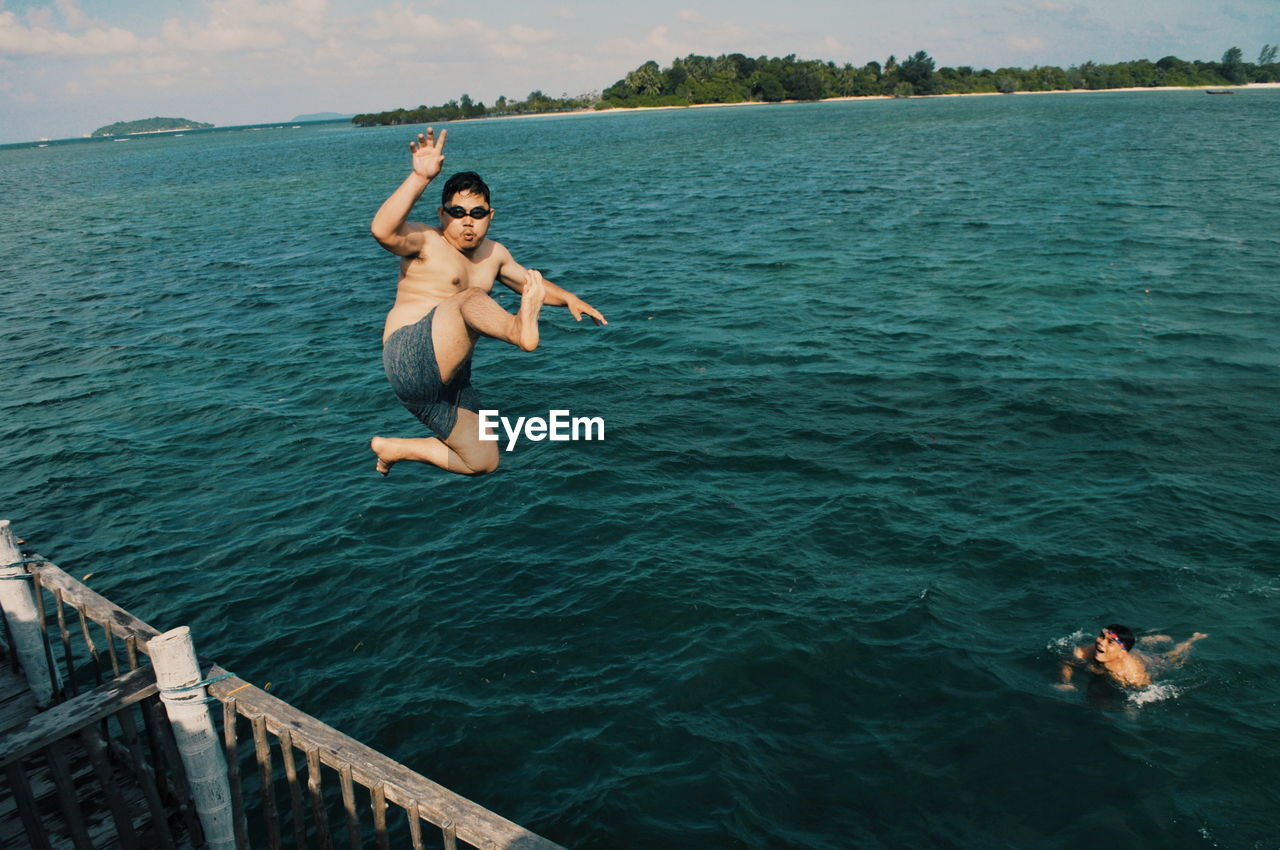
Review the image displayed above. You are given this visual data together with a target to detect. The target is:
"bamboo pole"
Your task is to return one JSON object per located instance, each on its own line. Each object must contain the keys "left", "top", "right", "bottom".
{"left": 306, "top": 745, "right": 334, "bottom": 850}
{"left": 0, "top": 519, "right": 60, "bottom": 706}
{"left": 148, "top": 626, "right": 238, "bottom": 850}
{"left": 222, "top": 699, "right": 251, "bottom": 850}
{"left": 279, "top": 729, "right": 311, "bottom": 850}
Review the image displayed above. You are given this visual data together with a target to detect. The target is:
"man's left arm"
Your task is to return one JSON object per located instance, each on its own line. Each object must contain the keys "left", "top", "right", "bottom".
{"left": 497, "top": 251, "right": 607, "bottom": 325}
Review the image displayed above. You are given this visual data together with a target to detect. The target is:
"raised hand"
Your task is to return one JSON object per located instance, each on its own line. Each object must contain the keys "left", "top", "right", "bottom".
{"left": 409, "top": 127, "right": 446, "bottom": 180}
{"left": 566, "top": 295, "right": 607, "bottom": 325}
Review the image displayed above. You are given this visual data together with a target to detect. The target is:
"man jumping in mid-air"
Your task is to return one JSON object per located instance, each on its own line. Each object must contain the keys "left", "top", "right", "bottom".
{"left": 369, "top": 128, "right": 606, "bottom": 476}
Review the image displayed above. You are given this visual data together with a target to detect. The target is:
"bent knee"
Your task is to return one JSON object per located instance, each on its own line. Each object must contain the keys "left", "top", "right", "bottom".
{"left": 466, "top": 455, "right": 499, "bottom": 475}
{"left": 456, "top": 440, "right": 499, "bottom": 475}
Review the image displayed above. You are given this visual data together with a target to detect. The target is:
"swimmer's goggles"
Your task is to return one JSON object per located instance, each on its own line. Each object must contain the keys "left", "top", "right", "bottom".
{"left": 442, "top": 205, "right": 492, "bottom": 220}
{"left": 1100, "top": 629, "right": 1125, "bottom": 648}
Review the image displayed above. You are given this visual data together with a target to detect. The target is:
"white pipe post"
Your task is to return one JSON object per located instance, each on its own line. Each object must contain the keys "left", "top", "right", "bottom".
{"left": 0, "top": 520, "right": 60, "bottom": 707}
{"left": 148, "top": 626, "right": 237, "bottom": 850}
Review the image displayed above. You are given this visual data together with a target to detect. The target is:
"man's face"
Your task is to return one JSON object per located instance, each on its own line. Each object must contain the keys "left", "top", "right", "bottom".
{"left": 1094, "top": 629, "right": 1125, "bottom": 662}
{"left": 438, "top": 190, "right": 492, "bottom": 252}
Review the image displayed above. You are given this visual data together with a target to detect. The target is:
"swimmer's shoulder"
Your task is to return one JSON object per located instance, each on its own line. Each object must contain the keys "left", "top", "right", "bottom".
{"left": 398, "top": 224, "right": 447, "bottom": 262}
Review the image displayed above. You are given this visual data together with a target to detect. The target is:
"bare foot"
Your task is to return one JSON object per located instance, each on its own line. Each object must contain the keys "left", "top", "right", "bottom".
{"left": 516, "top": 269, "right": 545, "bottom": 350}
{"left": 370, "top": 436, "right": 395, "bottom": 476}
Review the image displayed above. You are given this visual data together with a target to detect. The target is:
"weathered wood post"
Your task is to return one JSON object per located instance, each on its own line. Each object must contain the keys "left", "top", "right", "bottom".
{"left": 0, "top": 520, "right": 60, "bottom": 707}
{"left": 148, "top": 626, "right": 237, "bottom": 850}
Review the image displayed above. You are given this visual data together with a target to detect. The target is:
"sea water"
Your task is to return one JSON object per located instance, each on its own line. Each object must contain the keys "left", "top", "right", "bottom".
{"left": 1, "top": 90, "right": 1278, "bottom": 848}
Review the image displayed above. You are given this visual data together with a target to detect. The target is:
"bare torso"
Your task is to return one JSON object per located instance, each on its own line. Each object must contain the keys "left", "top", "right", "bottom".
{"left": 1077, "top": 644, "right": 1151, "bottom": 687}
{"left": 382, "top": 225, "right": 510, "bottom": 342}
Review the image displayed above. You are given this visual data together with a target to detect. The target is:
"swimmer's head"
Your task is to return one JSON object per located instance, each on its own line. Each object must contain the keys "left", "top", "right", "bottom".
{"left": 441, "top": 171, "right": 490, "bottom": 207}
{"left": 438, "top": 171, "right": 493, "bottom": 252}
{"left": 1097, "top": 623, "right": 1135, "bottom": 653}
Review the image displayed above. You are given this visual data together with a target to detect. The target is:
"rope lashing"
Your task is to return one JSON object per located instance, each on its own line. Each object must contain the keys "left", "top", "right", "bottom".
{"left": 159, "top": 671, "right": 239, "bottom": 705}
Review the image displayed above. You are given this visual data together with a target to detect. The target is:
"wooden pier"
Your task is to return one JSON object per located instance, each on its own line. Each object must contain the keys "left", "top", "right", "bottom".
{"left": 0, "top": 520, "right": 566, "bottom": 850}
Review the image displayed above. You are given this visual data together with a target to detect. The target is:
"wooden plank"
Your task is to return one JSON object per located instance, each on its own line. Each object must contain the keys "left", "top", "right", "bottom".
{"left": 103, "top": 622, "right": 122, "bottom": 677}
{"left": 338, "top": 765, "right": 360, "bottom": 850}
{"left": 222, "top": 699, "right": 250, "bottom": 850}
{"left": 53, "top": 589, "right": 78, "bottom": 699}
{"left": 407, "top": 801, "right": 424, "bottom": 850}
{"left": 4, "top": 761, "right": 53, "bottom": 850}
{"left": 371, "top": 782, "right": 388, "bottom": 850}
{"left": 26, "top": 562, "right": 161, "bottom": 650}
{"left": 29, "top": 572, "right": 63, "bottom": 705}
{"left": 305, "top": 745, "right": 333, "bottom": 850}
{"left": 77, "top": 725, "right": 141, "bottom": 850}
{"left": 251, "top": 714, "right": 283, "bottom": 850}
{"left": 278, "top": 729, "right": 310, "bottom": 850}
{"left": 0, "top": 666, "right": 38, "bottom": 737}
{"left": 206, "top": 669, "right": 565, "bottom": 850}
{"left": 76, "top": 609, "right": 102, "bottom": 687}
{"left": 115, "top": 702, "right": 178, "bottom": 850}
{"left": 0, "top": 667, "right": 158, "bottom": 767}
{"left": 43, "top": 739, "right": 94, "bottom": 850}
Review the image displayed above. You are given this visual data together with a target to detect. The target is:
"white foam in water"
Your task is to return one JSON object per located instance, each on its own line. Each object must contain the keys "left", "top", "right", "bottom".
{"left": 1048, "top": 630, "right": 1087, "bottom": 653}
{"left": 1126, "top": 682, "right": 1181, "bottom": 706}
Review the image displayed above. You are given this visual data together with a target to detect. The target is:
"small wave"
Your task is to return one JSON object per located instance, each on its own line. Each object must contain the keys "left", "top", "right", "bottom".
{"left": 1126, "top": 682, "right": 1181, "bottom": 706}
{"left": 1048, "top": 630, "right": 1088, "bottom": 653}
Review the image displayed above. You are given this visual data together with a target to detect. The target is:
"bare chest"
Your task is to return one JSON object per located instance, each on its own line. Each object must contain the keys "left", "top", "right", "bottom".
{"left": 400, "top": 247, "right": 499, "bottom": 295}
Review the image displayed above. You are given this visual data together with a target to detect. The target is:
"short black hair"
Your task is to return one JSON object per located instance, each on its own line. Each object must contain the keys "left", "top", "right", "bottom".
{"left": 1104, "top": 624, "right": 1136, "bottom": 651}
{"left": 441, "top": 171, "right": 490, "bottom": 207}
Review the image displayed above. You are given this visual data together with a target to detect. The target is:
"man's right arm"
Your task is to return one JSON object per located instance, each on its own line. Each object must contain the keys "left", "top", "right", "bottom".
{"left": 1056, "top": 644, "right": 1093, "bottom": 690}
{"left": 371, "top": 172, "right": 431, "bottom": 256}
{"left": 371, "top": 128, "right": 447, "bottom": 256}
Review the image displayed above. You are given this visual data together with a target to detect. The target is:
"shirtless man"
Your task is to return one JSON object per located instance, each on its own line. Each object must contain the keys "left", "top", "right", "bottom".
{"left": 369, "top": 128, "right": 606, "bottom": 476}
{"left": 1058, "top": 624, "right": 1207, "bottom": 690}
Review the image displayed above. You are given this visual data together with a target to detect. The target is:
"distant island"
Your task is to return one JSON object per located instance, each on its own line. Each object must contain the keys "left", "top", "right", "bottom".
{"left": 92, "top": 117, "right": 214, "bottom": 137}
{"left": 353, "top": 45, "right": 1279, "bottom": 126}
{"left": 291, "top": 112, "right": 354, "bottom": 122}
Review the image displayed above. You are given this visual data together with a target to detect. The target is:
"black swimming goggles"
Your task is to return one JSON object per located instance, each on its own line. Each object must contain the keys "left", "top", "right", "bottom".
{"left": 442, "top": 205, "right": 491, "bottom": 219}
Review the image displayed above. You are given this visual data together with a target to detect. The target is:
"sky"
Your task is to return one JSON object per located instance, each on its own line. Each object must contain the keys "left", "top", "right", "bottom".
{"left": 1, "top": 0, "right": 1277, "bottom": 143}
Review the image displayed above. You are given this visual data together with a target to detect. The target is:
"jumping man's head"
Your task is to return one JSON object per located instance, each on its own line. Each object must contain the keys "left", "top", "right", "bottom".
{"left": 438, "top": 171, "right": 492, "bottom": 253}
{"left": 1094, "top": 623, "right": 1135, "bottom": 663}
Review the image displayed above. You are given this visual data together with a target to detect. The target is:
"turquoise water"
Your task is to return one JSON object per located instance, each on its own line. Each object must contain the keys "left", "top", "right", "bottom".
{"left": 2, "top": 91, "right": 1279, "bottom": 848}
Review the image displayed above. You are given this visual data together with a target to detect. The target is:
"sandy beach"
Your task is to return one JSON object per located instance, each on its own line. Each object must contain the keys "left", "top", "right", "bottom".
{"left": 473, "top": 81, "right": 1280, "bottom": 124}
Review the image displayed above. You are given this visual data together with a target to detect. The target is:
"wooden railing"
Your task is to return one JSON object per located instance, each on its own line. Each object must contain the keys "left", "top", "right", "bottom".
{"left": 0, "top": 556, "right": 566, "bottom": 850}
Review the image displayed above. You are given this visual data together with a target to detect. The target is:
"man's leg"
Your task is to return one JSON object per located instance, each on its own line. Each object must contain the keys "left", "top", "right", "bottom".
{"left": 372, "top": 287, "right": 539, "bottom": 476}
{"left": 370, "top": 408, "right": 496, "bottom": 475}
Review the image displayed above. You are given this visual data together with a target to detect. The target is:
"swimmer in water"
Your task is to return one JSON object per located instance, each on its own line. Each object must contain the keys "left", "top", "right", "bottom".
{"left": 1057, "top": 624, "right": 1207, "bottom": 690}
{"left": 368, "top": 127, "right": 606, "bottom": 476}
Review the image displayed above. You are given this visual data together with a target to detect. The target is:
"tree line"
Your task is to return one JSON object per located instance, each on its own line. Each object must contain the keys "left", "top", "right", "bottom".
{"left": 352, "top": 46, "right": 1280, "bottom": 125}
{"left": 352, "top": 91, "right": 595, "bottom": 126}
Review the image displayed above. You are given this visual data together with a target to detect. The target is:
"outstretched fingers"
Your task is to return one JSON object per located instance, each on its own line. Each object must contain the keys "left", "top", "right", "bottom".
{"left": 408, "top": 127, "right": 447, "bottom": 153}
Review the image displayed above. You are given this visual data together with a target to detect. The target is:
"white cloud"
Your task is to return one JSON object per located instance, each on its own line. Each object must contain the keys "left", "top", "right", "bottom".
{"left": 0, "top": 11, "right": 143, "bottom": 56}
{"left": 507, "top": 24, "right": 555, "bottom": 45}
{"left": 366, "top": 4, "right": 445, "bottom": 41}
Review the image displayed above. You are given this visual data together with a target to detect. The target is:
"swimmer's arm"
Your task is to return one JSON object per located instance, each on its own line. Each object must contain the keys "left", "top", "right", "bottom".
{"left": 1055, "top": 645, "right": 1092, "bottom": 690}
{"left": 1167, "top": 632, "right": 1208, "bottom": 662}
{"left": 371, "top": 128, "right": 446, "bottom": 257}
{"left": 497, "top": 248, "right": 607, "bottom": 325}
{"left": 1138, "top": 635, "right": 1172, "bottom": 646}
